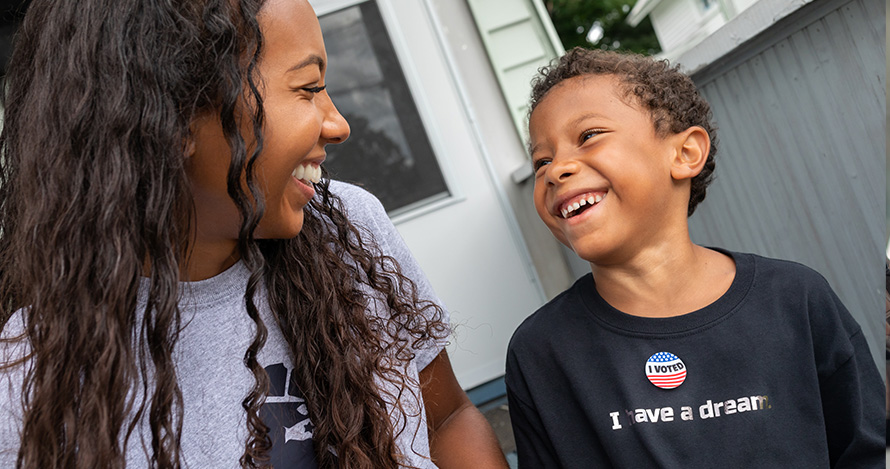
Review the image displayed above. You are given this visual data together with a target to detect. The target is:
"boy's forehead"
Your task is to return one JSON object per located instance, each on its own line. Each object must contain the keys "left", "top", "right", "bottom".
{"left": 533, "top": 75, "right": 635, "bottom": 117}
{"left": 530, "top": 75, "right": 639, "bottom": 127}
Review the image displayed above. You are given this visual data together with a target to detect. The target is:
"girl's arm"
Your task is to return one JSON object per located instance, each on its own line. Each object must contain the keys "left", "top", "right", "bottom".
{"left": 419, "top": 349, "right": 508, "bottom": 468}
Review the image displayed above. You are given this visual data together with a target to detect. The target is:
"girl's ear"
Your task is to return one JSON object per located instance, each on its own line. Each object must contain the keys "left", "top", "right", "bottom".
{"left": 669, "top": 126, "right": 710, "bottom": 181}
{"left": 184, "top": 118, "right": 201, "bottom": 158}
{"left": 184, "top": 135, "right": 197, "bottom": 158}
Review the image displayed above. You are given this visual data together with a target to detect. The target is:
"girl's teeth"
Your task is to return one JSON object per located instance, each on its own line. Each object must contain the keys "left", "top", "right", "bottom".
{"left": 587, "top": 196, "right": 595, "bottom": 204}
{"left": 292, "top": 164, "right": 323, "bottom": 184}
{"left": 308, "top": 165, "right": 321, "bottom": 183}
{"left": 595, "top": 194, "right": 603, "bottom": 203}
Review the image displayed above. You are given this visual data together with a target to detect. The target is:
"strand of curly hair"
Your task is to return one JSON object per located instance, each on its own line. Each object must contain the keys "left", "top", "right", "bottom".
{"left": 0, "top": 0, "right": 447, "bottom": 467}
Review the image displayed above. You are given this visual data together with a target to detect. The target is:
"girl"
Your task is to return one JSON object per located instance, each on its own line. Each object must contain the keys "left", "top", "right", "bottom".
{"left": 0, "top": 0, "right": 506, "bottom": 467}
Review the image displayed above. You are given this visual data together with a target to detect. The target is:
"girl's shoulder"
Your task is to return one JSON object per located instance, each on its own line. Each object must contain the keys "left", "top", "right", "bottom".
{"left": 327, "top": 180, "right": 386, "bottom": 220}
{"left": 0, "top": 310, "right": 29, "bottom": 364}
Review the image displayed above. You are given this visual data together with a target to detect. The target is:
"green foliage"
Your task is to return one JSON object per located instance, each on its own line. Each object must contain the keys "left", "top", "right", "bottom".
{"left": 544, "top": 0, "right": 661, "bottom": 55}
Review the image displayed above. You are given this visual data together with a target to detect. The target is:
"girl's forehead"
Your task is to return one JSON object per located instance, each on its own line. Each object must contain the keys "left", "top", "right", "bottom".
{"left": 257, "top": 0, "right": 326, "bottom": 71}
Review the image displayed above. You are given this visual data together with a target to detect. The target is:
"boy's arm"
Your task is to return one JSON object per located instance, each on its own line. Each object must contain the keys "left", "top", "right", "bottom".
{"left": 419, "top": 349, "right": 508, "bottom": 468}
{"left": 819, "top": 328, "right": 885, "bottom": 468}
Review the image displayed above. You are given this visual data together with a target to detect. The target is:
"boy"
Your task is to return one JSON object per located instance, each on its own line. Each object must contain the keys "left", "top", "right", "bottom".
{"left": 506, "top": 47, "right": 884, "bottom": 468}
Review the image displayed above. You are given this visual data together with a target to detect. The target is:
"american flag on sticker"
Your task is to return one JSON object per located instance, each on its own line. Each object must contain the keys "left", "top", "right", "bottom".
{"left": 645, "top": 352, "right": 687, "bottom": 389}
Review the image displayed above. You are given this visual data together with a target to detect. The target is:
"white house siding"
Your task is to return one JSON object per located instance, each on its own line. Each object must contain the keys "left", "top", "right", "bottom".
{"left": 650, "top": 0, "right": 715, "bottom": 54}
{"left": 731, "top": 0, "right": 760, "bottom": 15}
{"left": 685, "top": 0, "right": 886, "bottom": 368}
{"left": 635, "top": 0, "right": 763, "bottom": 59}
{"left": 464, "top": 0, "right": 564, "bottom": 144}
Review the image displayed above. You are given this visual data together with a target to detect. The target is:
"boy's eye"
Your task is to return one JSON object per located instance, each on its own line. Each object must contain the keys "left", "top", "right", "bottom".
{"left": 532, "top": 158, "right": 551, "bottom": 172}
{"left": 580, "top": 128, "right": 604, "bottom": 143}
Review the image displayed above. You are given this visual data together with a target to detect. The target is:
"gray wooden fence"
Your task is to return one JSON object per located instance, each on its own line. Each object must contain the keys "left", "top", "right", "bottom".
{"left": 687, "top": 0, "right": 885, "bottom": 368}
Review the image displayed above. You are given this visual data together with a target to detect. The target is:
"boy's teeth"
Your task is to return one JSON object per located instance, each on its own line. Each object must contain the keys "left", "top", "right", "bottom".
{"left": 562, "top": 192, "right": 605, "bottom": 219}
{"left": 293, "top": 165, "right": 305, "bottom": 180}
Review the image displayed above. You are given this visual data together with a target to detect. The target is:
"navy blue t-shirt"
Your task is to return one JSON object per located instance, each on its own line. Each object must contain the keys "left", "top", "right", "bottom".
{"left": 506, "top": 250, "right": 884, "bottom": 468}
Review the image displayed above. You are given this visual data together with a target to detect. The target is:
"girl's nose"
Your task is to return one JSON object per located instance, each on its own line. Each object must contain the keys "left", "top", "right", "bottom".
{"left": 321, "top": 93, "right": 350, "bottom": 144}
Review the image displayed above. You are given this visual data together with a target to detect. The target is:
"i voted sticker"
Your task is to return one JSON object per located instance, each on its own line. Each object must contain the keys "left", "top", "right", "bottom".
{"left": 645, "top": 352, "right": 687, "bottom": 389}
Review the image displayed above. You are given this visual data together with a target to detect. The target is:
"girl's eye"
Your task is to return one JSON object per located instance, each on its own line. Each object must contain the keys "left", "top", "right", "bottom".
{"left": 580, "top": 128, "right": 604, "bottom": 143}
{"left": 532, "top": 158, "right": 551, "bottom": 172}
{"left": 300, "top": 85, "right": 327, "bottom": 94}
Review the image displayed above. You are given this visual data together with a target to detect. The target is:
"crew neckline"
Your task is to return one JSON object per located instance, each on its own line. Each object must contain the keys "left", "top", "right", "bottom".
{"left": 580, "top": 249, "right": 754, "bottom": 336}
{"left": 137, "top": 260, "right": 250, "bottom": 308}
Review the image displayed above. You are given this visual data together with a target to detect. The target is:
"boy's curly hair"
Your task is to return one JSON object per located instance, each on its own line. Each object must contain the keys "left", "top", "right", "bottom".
{"left": 529, "top": 47, "right": 718, "bottom": 216}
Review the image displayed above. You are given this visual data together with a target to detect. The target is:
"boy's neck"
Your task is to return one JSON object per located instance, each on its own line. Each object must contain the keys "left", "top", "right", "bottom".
{"left": 590, "top": 243, "right": 735, "bottom": 318}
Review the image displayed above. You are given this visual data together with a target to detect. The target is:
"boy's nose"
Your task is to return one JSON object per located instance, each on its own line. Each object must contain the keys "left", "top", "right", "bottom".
{"left": 548, "top": 157, "right": 580, "bottom": 183}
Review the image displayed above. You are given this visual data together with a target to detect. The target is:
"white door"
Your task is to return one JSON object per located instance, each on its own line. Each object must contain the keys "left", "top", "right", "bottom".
{"left": 309, "top": 0, "right": 546, "bottom": 389}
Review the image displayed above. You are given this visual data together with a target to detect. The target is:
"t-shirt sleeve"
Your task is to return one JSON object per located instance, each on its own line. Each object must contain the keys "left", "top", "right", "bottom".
{"left": 808, "top": 277, "right": 885, "bottom": 468}
{"left": 0, "top": 311, "right": 29, "bottom": 466}
{"left": 327, "top": 181, "right": 449, "bottom": 372}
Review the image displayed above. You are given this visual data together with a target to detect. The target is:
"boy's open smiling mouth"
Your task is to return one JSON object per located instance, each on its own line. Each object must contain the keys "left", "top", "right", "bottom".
{"left": 557, "top": 191, "right": 607, "bottom": 219}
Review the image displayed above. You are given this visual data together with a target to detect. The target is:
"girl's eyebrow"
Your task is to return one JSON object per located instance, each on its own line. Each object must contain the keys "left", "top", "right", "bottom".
{"left": 286, "top": 54, "right": 325, "bottom": 73}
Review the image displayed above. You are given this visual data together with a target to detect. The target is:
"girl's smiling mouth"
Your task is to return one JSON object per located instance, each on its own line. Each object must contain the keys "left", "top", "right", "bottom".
{"left": 292, "top": 162, "right": 322, "bottom": 200}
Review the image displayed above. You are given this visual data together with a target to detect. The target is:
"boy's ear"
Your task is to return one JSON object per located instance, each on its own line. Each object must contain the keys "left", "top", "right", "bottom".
{"left": 669, "top": 126, "right": 710, "bottom": 181}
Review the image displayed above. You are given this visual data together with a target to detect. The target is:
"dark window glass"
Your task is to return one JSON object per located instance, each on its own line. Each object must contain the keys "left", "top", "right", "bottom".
{"left": 319, "top": 1, "right": 449, "bottom": 214}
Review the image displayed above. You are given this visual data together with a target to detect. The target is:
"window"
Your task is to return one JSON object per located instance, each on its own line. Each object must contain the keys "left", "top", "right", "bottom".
{"left": 319, "top": 1, "right": 450, "bottom": 215}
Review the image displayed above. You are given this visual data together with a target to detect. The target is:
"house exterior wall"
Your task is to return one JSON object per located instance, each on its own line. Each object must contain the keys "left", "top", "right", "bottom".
{"left": 636, "top": 0, "right": 761, "bottom": 59}
{"left": 685, "top": 0, "right": 885, "bottom": 367}
{"left": 440, "top": 0, "right": 579, "bottom": 300}
{"left": 650, "top": 0, "right": 716, "bottom": 53}
{"left": 464, "top": 0, "right": 564, "bottom": 145}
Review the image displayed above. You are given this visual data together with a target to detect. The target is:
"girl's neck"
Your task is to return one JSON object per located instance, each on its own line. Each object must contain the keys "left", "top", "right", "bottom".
{"left": 183, "top": 239, "right": 241, "bottom": 281}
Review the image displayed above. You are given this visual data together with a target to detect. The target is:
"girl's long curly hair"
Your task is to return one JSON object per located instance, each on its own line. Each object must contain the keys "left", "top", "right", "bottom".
{"left": 0, "top": 0, "right": 447, "bottom": 467}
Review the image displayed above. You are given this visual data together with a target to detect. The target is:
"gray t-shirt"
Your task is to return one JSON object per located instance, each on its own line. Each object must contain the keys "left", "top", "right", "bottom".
{"left": 0, "top": 181, "right": 448, "bottom": 468}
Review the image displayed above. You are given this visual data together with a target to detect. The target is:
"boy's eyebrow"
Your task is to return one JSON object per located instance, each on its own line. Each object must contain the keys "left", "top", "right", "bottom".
{"left": 569, "top": 112, "right": 609, "bottom": 128}
{"left": 528, "top": 112, "right": 610, "bottom": 156}
{"left": 286, "top": 54, "right": 326, "bottom": 73}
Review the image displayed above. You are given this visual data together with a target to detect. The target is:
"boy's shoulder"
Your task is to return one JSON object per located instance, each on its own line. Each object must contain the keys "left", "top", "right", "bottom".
{"left": 743, "top": 250, "right": 826, "bottom": 282}
{"left": 740, "top": 250, "right": 847, "bottom": 310}
{"left": 711, "top": 248, "right": 832, "bottom": 295}
{"left": 509, "top": 274, "right": 593, "bottom": 350}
